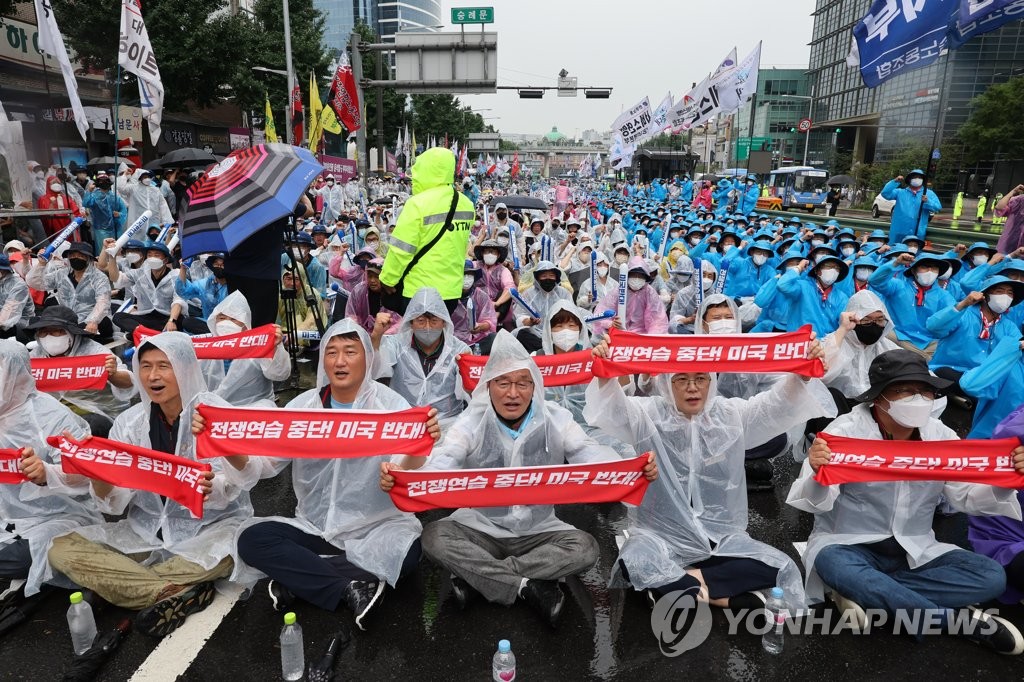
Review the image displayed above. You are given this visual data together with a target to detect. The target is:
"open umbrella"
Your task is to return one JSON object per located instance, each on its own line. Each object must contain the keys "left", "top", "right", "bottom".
{"left": 826, "top": 174, "right": 854, "bottom": 185}
{"left": 159, "top": 147, "right": 218, "bottom": 169}
{"left": 142, "top": 159, "right": 164, "bottom": 171}
{"left": 178, "top": 143, "right": 323, "bottom": 259}
{"left": 488, "top": 195, "right": 548, "bottom": 210}
{"left": 86, "top": 156, "right": 119, "bottom": 170}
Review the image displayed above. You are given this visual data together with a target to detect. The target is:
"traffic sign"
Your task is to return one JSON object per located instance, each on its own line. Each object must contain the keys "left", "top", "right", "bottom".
{"left": 451, "top": 7, "right": 494, "bottom": 23}
{"left": 931, "top": 148, "right": 941, "bottom": 160}
{"left": 797, "top": 118, "right": 812, "bottom": 133}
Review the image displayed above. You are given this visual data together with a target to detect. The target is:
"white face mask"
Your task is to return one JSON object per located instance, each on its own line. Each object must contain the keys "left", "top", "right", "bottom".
{"left": 497, "top": 236, "right": 510, "bottom": 247}
{"left": 689, "top": 236, "right": 701, "bottom": 246}
{"left": 413, "top": 328, "right": 443, "bottom": 346}
{"left": 907, "top": 246, "right": 919, "bottom": 254}
{"left": 596, "top": 265, "right": 609, "bottom": 278}
{"left": 126, "top": 252, "right": 143, "bottom": 265}
{"left": 144, "top": 256, "right": 165, "bottom": 271}
{"left": 722, "top": 243, "right": 734, "bottom": 253}
{"left": 364, "top": 240, "right": 379, "bottom": 249}
{"left": 811, "top": 239, "right": 825, "bottom": 248}
{"left": 39, "top": 333, "right": 72, "bottom": 356}
{"left": 987, "top": 293, "right": 1014, "bottom": 315}
{"left": 841, "top": 246, "right": 856, "bottom": 257}
{"left": 855, "top": 267, "right": 873, "bottom": 282}
{"left": 215, "top": 320, "right": 243, "bottom": 337}
{"left": 463, "top": 274, "right": 476, "bottom": 290}
{"left": 34, "top": 170, "right": 45, "bottom": 179}
{"left": 706, "top": 318, "right": 738, "bottom": 335}
{"left": 627, "top": 276, "right": 646, "bottom": 291}
{"left": 752, "top": 254, "right": 767, "bottom": 266}
{"left": 915, "top": 271, "right": 938, "bottom": 287}
{"left": 551, "top": 329, "right": 580, "bottom": 351}
{"left": 50, "top": 183, "right": 63, "bottom": 193}
{"left": 702, "top": 276, "right": 715, "bottom": 290}
{"left": 615, "top": 254, "right": 629, "bottom": 264}
{"left": 786, "top": 265, "right": 801, "bottom": 275}
{"left": 818, "top": 269, "right": 839, "bottom": 287}
{"left": 883, "top": 394, "right": 934, "bottom": 428}
{"left": 909, "top": 178, "right": 924, "bottom": 188}
{"left": 482, "top": 253, "right": 498, "bottom": 266}
{"left": 938, "top": 270, "right": 952, "bottom": 281}
{"left": 972, "top": 254, "right": 988, "bottom": 267}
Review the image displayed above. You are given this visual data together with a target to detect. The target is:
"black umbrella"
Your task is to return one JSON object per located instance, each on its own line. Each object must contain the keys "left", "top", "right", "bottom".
{"left": 488, "top": 195, "right": 548, "bottom": 210}
{"left": 159, "top": 147, "right": 218, "bottom": 169}
{"left": 86, "top": 156, "right": 119, "bottom": 171}
{"left": 306, "top": 628, "right": 351, "bottom": 682}
{"left": 827, "top": 174, "right": 855, "bottom": 185}
{"left": 143, "top": 159, "right": 164, "bottom": 171}
{"left": 61, "top": 618, "right": 132, "bottom": 682}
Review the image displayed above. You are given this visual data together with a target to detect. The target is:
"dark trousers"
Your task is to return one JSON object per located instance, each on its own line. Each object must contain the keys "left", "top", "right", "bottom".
{"left": 0, "top": 538, "right": 31, "bottom": 579}
{"left": 226, "top": 274, "right": 279, "bottom": 328}
{"left": 113, "top": 310, "right": 208, "bottom": 336}
{"left": 236, "top": 521, "right": 420, "bottom": 611}
{"left": 621, "top": 555, "right": 778, "bottom": 600}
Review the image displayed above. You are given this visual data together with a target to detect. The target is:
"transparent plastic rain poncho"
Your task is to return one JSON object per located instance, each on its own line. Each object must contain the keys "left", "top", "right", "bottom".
{"left": 583, "top": 366, "right": 838, "bottom": 610}
{"left": 72, "top": 332, "right": 251, "bottom": 571}
{"left": 669, "top": 259, "right": 717, "bottom": 334}
{"left": 0, "top": 339, "right": 100, "bottom": 595}
{"left": 0, "top": 273, "right": 33, "bottom": 330}
{"left": 115, "top": 266, "right": 185, "bottom": 316}
{"left": 29, "top": 334, "right": 137, "bottom": 419}
{"left": 820, "top": 290, "right": 900, "bottom": 399}
{"left": 514, "top": 261, "right": 573, "bottom": 336}
{"left": 592, "top": 256, "right": 669, "bottom": 336}
{"left": 376, "top": 287, "right": 470, "bottom": 423}
{"left": 695, "top": 293, "right": 781, "bottom": 400}
{"left": 231, "top": 319, "right": 421, "bottom": 587}
{"left": 786, "top": 403, "right": 1021, "bottom": 605}
{"left": 26, "top": 260, "right": 111, "bottom": 326}
{"left": 421, "top": 330, "right": 619, "bottom": 538}
{"left": 202, "top": 291, "right": 290, "bottom": 408}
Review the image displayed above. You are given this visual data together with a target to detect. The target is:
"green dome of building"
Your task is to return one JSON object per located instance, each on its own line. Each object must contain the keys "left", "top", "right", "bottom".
{"left": 544, "top": 126, "right": 566, "bottom": 143}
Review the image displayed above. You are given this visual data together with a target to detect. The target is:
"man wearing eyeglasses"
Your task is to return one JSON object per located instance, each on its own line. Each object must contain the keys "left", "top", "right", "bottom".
{"left": 379, "top": 330, "right": 658, "bottom": 628}
{"left": 789, "top": 349, "right": 1024, "bottom": 654}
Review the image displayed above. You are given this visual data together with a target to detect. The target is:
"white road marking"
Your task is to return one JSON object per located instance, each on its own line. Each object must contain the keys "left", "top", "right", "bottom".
{"left": 129, "top": 583, "right": 244, "bottom": 682}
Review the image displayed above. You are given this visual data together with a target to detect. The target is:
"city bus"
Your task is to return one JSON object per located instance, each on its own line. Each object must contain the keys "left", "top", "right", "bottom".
{"left": 765, "top": 166, "right": 830, "bottom": 212}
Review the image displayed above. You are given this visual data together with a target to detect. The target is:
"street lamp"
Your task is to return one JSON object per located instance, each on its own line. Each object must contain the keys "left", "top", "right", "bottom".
{"left": 780, "top": 82, "right": 817, "bottom": 166}
{"left": 251, "top": 66, "right": 293, "bottom": 144}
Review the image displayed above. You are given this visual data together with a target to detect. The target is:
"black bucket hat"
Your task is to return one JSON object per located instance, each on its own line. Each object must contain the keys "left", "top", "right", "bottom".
{"left": 854, "top": 349, "right": 953, "bottom": 402}
{"left": 26, "top": 305, "right": 87, "bottom": 335}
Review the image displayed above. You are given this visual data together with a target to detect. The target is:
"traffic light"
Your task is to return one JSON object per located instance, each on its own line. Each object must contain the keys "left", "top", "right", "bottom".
{"left": 790, "top": 127, "right": 796, "bottom": 133}
{"left": 835, "top": 128, "right": 842, "bottom": 133}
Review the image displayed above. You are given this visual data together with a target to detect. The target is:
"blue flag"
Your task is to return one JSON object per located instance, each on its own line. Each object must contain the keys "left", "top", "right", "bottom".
{"left": 852, "top": 0, "right": 956, "bottom": 88}
{"left": 950, "top": 0, "right": 1024, "bottom": 47}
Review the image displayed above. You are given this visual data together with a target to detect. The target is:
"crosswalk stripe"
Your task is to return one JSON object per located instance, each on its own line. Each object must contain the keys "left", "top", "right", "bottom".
{"left": 129, "top": 583, "right": 244, "bottom": 682}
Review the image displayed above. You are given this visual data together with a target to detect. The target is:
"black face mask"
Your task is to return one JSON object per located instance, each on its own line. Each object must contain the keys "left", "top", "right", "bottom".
{"left": 854, "top": 323, "right": 885, "bottom": 346}
{"left": 68, "top": 258, "right": 89, "bottom": 271}
{"left": 211, "top": 266, "right": 225, "bottom": 279}
{"left": 538, "top": 279, "right": 557, "bottom": 292}
{"left": 496, "top": 212, "right": 507, "bottom": 219}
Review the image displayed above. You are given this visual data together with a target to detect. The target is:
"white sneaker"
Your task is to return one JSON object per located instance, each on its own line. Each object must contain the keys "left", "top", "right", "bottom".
{"left": 965, "top": 607, "right": 1024, "bottom": 655}
{"left": 830, "top": 591, "right": 868, "bottom": 632}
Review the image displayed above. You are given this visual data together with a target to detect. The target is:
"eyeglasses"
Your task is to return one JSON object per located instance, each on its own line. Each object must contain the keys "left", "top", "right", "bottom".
{"left": 883, "top": 386, "right": 937, "bottom": 400}
{"left": 857, "top": 318, "right": 887, "bottom": 327}
{"left": 672, "top": 376, "right": 711, "bottom": 389}
{"left": 492, "top": 379, "right": 535, "bottom": 393}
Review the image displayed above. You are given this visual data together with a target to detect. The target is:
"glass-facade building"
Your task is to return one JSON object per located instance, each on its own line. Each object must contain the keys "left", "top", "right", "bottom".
{"left": 732, "top": 68, "right": 812, "bottom": 167}
{"left": 315, "top": 0, "right": 441, "bottom": 56}
{"left": 377, "top": 0, "right": 442, "bottom": 39}
{"left": 316, "top": 0, "right": 376, "bottom": 56}
{"left": 808, "top": 0, "right": 1024, "bottom": 195}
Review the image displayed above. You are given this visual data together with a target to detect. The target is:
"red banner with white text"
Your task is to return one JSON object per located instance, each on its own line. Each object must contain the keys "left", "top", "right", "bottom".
{"left": 195, "top": 404, "right": 434, "bottom": 460}
{"left": 591, "top": 326, "right": 824, "bottom": 378}
{"left": 814, "top": 433, "right": 1024, "bottom": 488}
{"left": 49, "top": 435, "right": 210, "bottom": 517}
{"left": 30, "top": 354, "right": 108, "bottom": 392}
{"left": 0, "top": 448, "right": 29, "bottom": 484}
{"left": 133, "top": 324, "right": 277, "bottom": 360}
{"left": 457, "top": 349, "right": 595, "bottom": 392}
{"left": 388, "top": 454, "right": 651, "bottom": 512}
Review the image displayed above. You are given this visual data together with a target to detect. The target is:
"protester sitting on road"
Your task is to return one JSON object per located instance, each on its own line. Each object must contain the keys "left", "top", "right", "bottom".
{"left": 232, "top": 320, "right": 438, "bottom": 631}
{"left": 880, "top": 170, "right": 940, "bottom": 246}
{"left": 124, "top": 169, "right": 173, "bottom": 228}
{"left": 48, "top": 333, "right": 252, "bottom": 638}
{"left": 787, "top": 350, "right": 1024, "bottom": 654}
{"left": 27, "top": 241, "right": 114, "bottom": 341}
{"left": 372, "top": 288, "right": 470, "bottom": 427}
{"left": 577, "top": 251, "right": 613, "bottom": 310}
{"left": 0, "top": 339, "right": 103, "bottom": 618}
{"left": 344, "top": 257, "right": 399, "bottom": 336}
{"left": 669, "top": 259, "right": 717, "bottom": 334}
{"left": 821, "top": 291, "right": 900, "bottom": 404}
{"left": 281, "top": 232, "right": 327, "bottom": 297}
{"left": 176, "top": 254, "right": 228, "bottom": 321}
{"left": 868, "top": 252, "right": 955, "bottom": 359}
{"left": 449, "top": 259, "right": 496, "bottom": 354}
{"left": 0, "top": 254, "right": 35, "bottom": 342}
{"left": 381, "top": 330, "right": 656, "bottom": 627}
{"left": 106, "top": 241, "right": 200, "bottom": 335}
{"left": 592, "top": 256, "right": 669, "bottom": 336}
{"left": 278, "top": 262, "right": 326, "bottom": 346}
{"left": 513, "top": 261, "right": 573, "bottom": 353}
{"left": 776, "top": 255, "right": 850, "bottom": 337}
{"left": 584, "top": 329, "right": 833, "bottom": 615}
{"left": 27, "top": 306, "right": 136, "bottom": 436}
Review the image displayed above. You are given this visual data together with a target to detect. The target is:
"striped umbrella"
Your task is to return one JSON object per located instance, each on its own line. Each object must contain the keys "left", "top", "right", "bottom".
{"left": 179, "top": 143, "right": 323, "bottom": 259}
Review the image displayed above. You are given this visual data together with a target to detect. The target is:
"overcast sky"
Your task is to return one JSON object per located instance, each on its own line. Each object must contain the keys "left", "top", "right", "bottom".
{"left": 439, "top": 0, "right": 816, "bottom": 137}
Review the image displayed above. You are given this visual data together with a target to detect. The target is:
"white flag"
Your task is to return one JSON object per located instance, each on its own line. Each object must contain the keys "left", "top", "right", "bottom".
{"left": 32, "top": 0, "right": 88, "bottom": 140}
{"left": 637, "top": 92, "right": 673, "bottom": 144}
{"left": 119, "top": 0, "right": 164, "bottom": 145}
{"left": 610, "top": 134, "right": 635, "bottom": 170}
{"left": 611, "top": 97, "right": 654, "bottom": 147}
{"left": 710, "top": 47, "right": 738, "bottom": 88}
{"left": 667, "top": 76, "right": 720, "bottom": 132}
{"left": 720, "top": 42, "right": 762, "bottom": 115}
{"left": 402, "top": 123, "right": 411, "bottom": 160}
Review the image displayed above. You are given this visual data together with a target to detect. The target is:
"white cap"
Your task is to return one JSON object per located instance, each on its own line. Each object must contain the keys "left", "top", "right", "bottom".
{"left": 4, "top": 240, "right": 26, "bottom": 253}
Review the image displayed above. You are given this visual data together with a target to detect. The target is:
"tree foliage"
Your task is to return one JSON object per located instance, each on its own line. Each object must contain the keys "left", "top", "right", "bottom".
{"left": 958, "top": 75, "right": 1024, "bottom": 163}
{"left": 410, "top": 94, "right": 487, "bottom": 144}
{"left": 351, "top": 20, "right": 408, "bottom": 150}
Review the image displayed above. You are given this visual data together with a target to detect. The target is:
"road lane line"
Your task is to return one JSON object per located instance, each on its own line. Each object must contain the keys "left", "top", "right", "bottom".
{"left": 129, "top": 583, "right": 244, "bottom": 682}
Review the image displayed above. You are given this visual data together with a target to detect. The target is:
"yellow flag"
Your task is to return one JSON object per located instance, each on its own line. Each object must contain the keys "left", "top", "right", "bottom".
{"left": 308, "top": 72, "right": 322, "bottom": 151}
{"left": 320, "top": 106, "right": 342, "bottom": 134}
{"left": 264, "top": 93, "right": 278, "bottom": 143}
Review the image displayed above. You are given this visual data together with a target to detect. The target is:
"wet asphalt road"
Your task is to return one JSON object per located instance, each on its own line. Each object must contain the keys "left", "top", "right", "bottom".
{"left": 3, "top": 362, "right": 1023, "bottom": 681}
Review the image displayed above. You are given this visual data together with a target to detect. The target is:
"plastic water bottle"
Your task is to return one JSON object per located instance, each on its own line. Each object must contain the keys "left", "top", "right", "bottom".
{"left": 66, "top": 591, "right": 97, "bottom": 655}
{"left": 492, "top": 639, "right": 516, "bottom": 681}
{"left": 762, "top": 587, "right": 786, "bottom": 655}
{"left": 280, "top": 611, "right": 304, "bottom": 681}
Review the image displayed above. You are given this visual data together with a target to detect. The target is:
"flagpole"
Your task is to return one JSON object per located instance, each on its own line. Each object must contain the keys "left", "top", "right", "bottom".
{"left": 113, "top": 65, "right": 121, "bottom": 202}
{"left": 282, "top": 0, "right": 295, "bottom": 146}
{"left": 915, "top": 48, "right": 953, "bottom": 233}
{"left": 33, "top": 7, "right": 70, "bottom": 209}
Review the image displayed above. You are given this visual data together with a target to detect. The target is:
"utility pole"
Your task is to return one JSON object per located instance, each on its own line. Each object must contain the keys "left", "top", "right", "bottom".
{"left": 350, "top": 32, "right": 368, "bottom": 180}
{"left": 376, "top": 50, "right": 385, "bottom": 177}
{"left": 282, "top": 0, "right": 295, "bottom": 145}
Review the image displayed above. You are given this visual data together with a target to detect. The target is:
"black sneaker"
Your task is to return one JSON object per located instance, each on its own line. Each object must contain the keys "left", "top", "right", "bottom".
{"left": 450, "top": 575, "right": 478, "bottom": 611}
{"left": 728, "top": 591, "right": 767, "bottom": 630}
{"left": 268, "top": 580, "right": 295, "bottom": 612}
{"left": 521, "top": 579, "right": 566, "bottom": 628}
{"left": 964, "top": 607, "right": 1024, "bottom": 655}
{"left": 343, "top": 580, "right": 385, "bottom": 631}
{"left": 135, "top": 582, "right": 217, "bottom": 638}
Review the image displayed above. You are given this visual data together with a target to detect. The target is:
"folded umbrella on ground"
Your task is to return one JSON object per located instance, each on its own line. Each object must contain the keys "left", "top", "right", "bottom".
{"left": 306, "top": 627, "right": 352, "bottom": 682}
{"left": 61, "top": 618, "right": 132, "bottom": 682}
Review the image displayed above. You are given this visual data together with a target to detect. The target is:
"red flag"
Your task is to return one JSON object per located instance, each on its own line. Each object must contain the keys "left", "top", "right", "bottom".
{"left": 590, "top": 326, "right": 824, "bottom": 379}
{"left": 291, "top": 83, "right": 304, "bottom": 146}
{"left": 195, "top": 405, "right": 434, "bottom": 460}
{"left": 457, "top": 350, "right": 594, "bottom": 392}
{"left": 510, "top": 152, "right": 520, "bottom": 178}
{"left": 29, "top": 355, "right": 109, "bottom": 392}
{"left": 0, "top": 449, "right": 29, "bottom": 484}
{"left": 389, "top": 454, "right": 651, "bottom": 512}
{"left": 328, "top": 52, "right": 361, "bottom": 132}
{"left": 813, "top": 433, "right": 1024, "bottom": 488}
{"left": 133, "top": 324, "right": 278, "bottom": 360}
{"left": 50, "top": 435, "right": 210, "bottom": 518}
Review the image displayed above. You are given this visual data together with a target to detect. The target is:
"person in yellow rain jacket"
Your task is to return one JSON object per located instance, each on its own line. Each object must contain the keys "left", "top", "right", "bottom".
{"left": 953, "top": 191, "right": 964, "bottom": 220}
{"left": 380, "top": 148, "right": 475, "bottom": 315}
